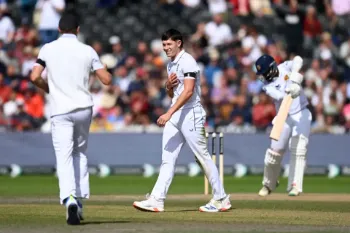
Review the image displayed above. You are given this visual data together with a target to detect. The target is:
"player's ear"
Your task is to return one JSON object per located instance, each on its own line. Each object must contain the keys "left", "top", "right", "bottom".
{"left": 176, "top": 40, "right": 182, "bottom": 49}
{"left": 77, "top": 26, "right": 80, "bottom": 34}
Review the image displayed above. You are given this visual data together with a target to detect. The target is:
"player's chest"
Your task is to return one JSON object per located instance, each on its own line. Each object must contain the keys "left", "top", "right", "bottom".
{"left": 168, "top": 62, "right": 184, "bottom": 81}
{"left": 272, "top": 73, "right": 290, "bottom": 91}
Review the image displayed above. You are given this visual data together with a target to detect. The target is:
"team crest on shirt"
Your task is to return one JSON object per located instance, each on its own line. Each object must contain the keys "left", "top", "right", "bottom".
{"left": 284, "top": 75, "right": 289, "bottom": 81}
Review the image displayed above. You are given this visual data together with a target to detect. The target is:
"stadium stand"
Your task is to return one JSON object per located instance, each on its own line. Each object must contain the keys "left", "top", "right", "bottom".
{"left": 0, "top": 0, "right": 350, "bottom": 134}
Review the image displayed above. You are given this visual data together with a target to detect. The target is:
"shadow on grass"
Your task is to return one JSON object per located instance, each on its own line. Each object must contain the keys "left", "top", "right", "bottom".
{"left": 166, "top": 207, "right": 236, "bottom": 213}
{"left": 80, "top": 220, "right": 130, "bottom": 225}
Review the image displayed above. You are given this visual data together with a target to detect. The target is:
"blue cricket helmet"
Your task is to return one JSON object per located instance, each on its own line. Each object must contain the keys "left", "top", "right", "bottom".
{"left": 255, "top": 54, "right": 278, "bottom": 82}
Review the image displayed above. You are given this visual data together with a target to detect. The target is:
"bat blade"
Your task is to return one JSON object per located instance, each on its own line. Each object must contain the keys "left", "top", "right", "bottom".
{"left": 270, "top": 94, "right": 293, "bottom": 141}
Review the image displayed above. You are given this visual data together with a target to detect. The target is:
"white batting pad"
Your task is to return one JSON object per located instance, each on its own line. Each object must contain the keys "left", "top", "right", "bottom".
{"left": 263, "top": 149, "right": 283, "bottom": 191}
{"left": 288, "top": 135, "right": 308, "bottom": 192}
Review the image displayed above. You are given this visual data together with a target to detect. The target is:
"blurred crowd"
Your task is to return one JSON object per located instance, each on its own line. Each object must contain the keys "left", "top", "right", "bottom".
{"left": 1, "top": 0, "right": 350, "bottom": 134}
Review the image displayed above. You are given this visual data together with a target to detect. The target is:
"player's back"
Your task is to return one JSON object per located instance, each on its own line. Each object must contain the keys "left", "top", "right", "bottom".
{"left": 42, "top": 35, "right": 95, "bottom": 116}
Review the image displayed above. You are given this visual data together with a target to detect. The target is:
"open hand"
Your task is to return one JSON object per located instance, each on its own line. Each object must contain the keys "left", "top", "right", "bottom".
{"left": 166, "top": 73, "right": 179, "bottom": 89}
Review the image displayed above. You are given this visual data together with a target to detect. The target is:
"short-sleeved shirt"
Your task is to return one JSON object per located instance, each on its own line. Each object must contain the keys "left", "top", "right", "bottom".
{"left": 262, "top": 60, "right": 309, "bottom": 115}
{"left": 36, "top": 34, "right": 103, "bottom": 116}
{"left": 167, "top": 50, "right": 201, "bottom": 109}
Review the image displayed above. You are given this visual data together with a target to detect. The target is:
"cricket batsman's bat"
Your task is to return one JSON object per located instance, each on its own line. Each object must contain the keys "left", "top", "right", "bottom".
{"left": 269, "top": 94, "right": 293, "bottom": 141}
{"left": 269, "top": 56, "right": 303, "bottom": 141}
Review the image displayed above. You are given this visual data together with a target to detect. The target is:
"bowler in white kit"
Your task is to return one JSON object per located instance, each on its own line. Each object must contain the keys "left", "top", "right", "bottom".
{"left": 255, "top": 54, "right": 312, "bottom": 197}
{"left": 133, "top": 29, "right": 231, "bottom": 212}
{"left": 30, "top": 14, "right": 111, "bottom": 225}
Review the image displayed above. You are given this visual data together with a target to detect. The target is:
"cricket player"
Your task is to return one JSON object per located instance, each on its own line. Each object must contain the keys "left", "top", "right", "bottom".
{"left": 255, "top": 54, "right": 312, "bottom": 197}
{"left": 133, "top": 29, "right": 231, "bottom": 212}
{"left": 30, "top": 14, "right": 111, "bottom": 225}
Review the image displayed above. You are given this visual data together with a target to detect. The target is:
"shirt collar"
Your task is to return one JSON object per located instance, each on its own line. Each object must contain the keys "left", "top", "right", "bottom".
{"left": 60, "top": 34, "right": 77, "bottom": 39}
{"left": 172, "top": 50, "right": 185, "bottom": 63}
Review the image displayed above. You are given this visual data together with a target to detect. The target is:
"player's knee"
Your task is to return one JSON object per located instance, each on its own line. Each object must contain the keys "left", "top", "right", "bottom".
{"left": 264, "top": 148, "right": 283, "bottom": 165}
{"left": 289, "top": 135, "right": 308, "bottom": 156}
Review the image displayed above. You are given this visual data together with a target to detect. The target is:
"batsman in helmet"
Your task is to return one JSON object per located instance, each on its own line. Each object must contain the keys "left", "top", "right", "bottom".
{"left": 255, "top": 54, "right": 312, "bottom": 196}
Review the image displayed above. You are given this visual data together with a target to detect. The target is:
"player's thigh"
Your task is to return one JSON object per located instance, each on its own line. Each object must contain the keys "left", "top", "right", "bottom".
{"left": 51, "top": 114, "right": 74, "bottom": 157}
{"left": 291, "top": 109, "right": 312, "bottom": 138}
{"left": 72, "top": 107, "right": 93, "bottom": 153}
{"left": 270, "top": 120, "right": 292, "bottom": 152}
{"left": 181, "top": 106, "right": 208, "bottom": 156}
{"left": 162, "top": 121, "right": 185, "bottom": 156}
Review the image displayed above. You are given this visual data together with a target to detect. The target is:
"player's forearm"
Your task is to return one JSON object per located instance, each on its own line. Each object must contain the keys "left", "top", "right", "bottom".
{"left": 167, "top": 90, "right": 193, "bottom": 116}
{"left": 31, "top": 77, "right": 49, "bottom": 93}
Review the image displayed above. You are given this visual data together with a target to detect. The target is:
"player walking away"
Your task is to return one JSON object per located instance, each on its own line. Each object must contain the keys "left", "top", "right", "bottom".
{"left": 30, "top": 13, "right": 111, "bottom": 225}
{"left": 133, "top": 29, "right": 231, "bottom": 213}
{"left": 255, "top": 54, "right": 312, "bottom": 197}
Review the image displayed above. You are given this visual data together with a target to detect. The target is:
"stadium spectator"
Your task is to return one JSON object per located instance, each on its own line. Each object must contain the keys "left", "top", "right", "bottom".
{"left": 0, "top": 4, "right": 15, "bottom": 45}
{"left": 0, "top": 0, "right": 349, "bottom": 135}
{"left": 204, "top": 13, "right": 234, "bottom": 47}
{"left": 252, "top": 92, "right": 275, "bottom": 132}
{"left": 35, "top": 0, "right": 65, "bottom": 45}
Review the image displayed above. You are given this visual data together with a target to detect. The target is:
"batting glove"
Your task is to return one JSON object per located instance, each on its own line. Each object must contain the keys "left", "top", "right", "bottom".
{"left": 285, "top": 82, "right": 301, "bottom": 99}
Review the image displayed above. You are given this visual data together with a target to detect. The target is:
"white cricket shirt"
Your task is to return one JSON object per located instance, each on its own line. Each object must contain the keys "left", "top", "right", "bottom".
{"left": 262, "top": 60, "right": 309, "bottom": 115}
{"left": 36, "top": 34, "right": 104, "bottom": 116}
{"left": 167, "top": 50, "right": 201, "bottom": 109}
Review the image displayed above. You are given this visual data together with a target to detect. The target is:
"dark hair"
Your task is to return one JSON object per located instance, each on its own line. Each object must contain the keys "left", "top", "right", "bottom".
{"left": 59, "top": 13, "right": 79, "bottom": 33}
{"left": 161, "top": 29, "right": 183, "bottom": 48}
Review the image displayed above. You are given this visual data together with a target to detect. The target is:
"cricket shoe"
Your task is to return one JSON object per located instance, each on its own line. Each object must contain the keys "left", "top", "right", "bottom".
{"left": 133, "top": 194, "right": 164, "bottom": 212}
{"left": 77, "top": 199, "right": 84, "bottom": 220}
{"left": 288, "top": 187, "right": 300, "bottom": 196}
{"left": 65, "top": 195, "right": 81, "bottom": 225}
{"left": 258, "top": 181, "right": 279, "bottom": 197}
{"left": 199, "top": 194, "right": 231, "bottom": 212}
{"left": 258, "top": 186, "right": 271, "bottom": 197}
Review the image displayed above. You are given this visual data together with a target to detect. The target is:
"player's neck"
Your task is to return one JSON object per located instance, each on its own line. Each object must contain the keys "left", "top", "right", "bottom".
{"left": 171, "top": 49, "right": 183, "bottom": 61}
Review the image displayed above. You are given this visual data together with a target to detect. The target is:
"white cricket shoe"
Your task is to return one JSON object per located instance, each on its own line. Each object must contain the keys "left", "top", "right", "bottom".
{"left": 288, "top": 187, "right": 300, "bottom": 196}
{"left": 258, "top": 186, "right": 271, "bottom": 197}
{"left": 133, "top": 194, "right": 164, "bottom": 212}
{"left": 199, "top": 195, "right": 231, "bottom": 212}
{"left": 65, "top": 195, "right": 80, "bottom": 225}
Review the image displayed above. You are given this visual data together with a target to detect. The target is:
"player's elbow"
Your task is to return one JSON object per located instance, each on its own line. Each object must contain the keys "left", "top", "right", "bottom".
{"left": 184, "top": 89, "right": 193, "bottom": 98}
{"left": 102, "top": 74, "right": 112, "bottom": 85}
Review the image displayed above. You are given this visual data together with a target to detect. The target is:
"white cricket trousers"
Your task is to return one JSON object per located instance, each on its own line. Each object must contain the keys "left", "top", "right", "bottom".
{"left": 151, "top": 106, "right": 227, "bottom": 200}
{"left": 51, "top": 107, "right": 92, "bottom": 204}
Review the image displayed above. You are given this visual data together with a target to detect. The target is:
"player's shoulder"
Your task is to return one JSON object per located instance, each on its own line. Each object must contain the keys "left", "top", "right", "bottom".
{"left": 182, "top": 52, "right": 197, "bottom": 64}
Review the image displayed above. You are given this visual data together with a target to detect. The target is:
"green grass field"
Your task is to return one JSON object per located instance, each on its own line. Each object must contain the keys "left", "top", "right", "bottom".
{"left": 0, "top": 175, "right": 349, "bottom": 233}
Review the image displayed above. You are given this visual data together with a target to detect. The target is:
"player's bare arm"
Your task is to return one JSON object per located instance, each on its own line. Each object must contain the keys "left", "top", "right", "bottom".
{"left": 157, "top": 78, "right": 195, "bottom": 126}
{"left": 95, "top": 67, "right": 112, "bottom": 85}
{"left": 30, "top": 64, "right": 49, "bottom": 93}
{"left": 165, "top": 73, "right": 179, "bottom": 98}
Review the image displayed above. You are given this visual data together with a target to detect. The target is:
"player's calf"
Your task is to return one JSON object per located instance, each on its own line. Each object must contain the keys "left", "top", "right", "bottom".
{"left": 288, "top": 135, "right": 308, "bottom": 194}
{"left": 261, "top": 149, "right": 283, "bottom": 193}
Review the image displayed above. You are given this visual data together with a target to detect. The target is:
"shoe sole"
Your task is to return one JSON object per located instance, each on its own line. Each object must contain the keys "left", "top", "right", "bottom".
{"left": 67, "top": 204, "right": 80, "bottom": 225}
{"left": 133, "top": 203, "right": 163, "bottom": 212}
{"left": 288, "top": 193, "right": 299, "bottom": 196}
{"left": 199, "top": 205, "right": 232, "bottom": 212}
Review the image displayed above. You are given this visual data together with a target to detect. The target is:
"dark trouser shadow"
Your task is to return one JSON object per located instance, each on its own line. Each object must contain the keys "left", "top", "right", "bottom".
{"left": 80, "top": 220, "right": 130, "bottom": 225}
